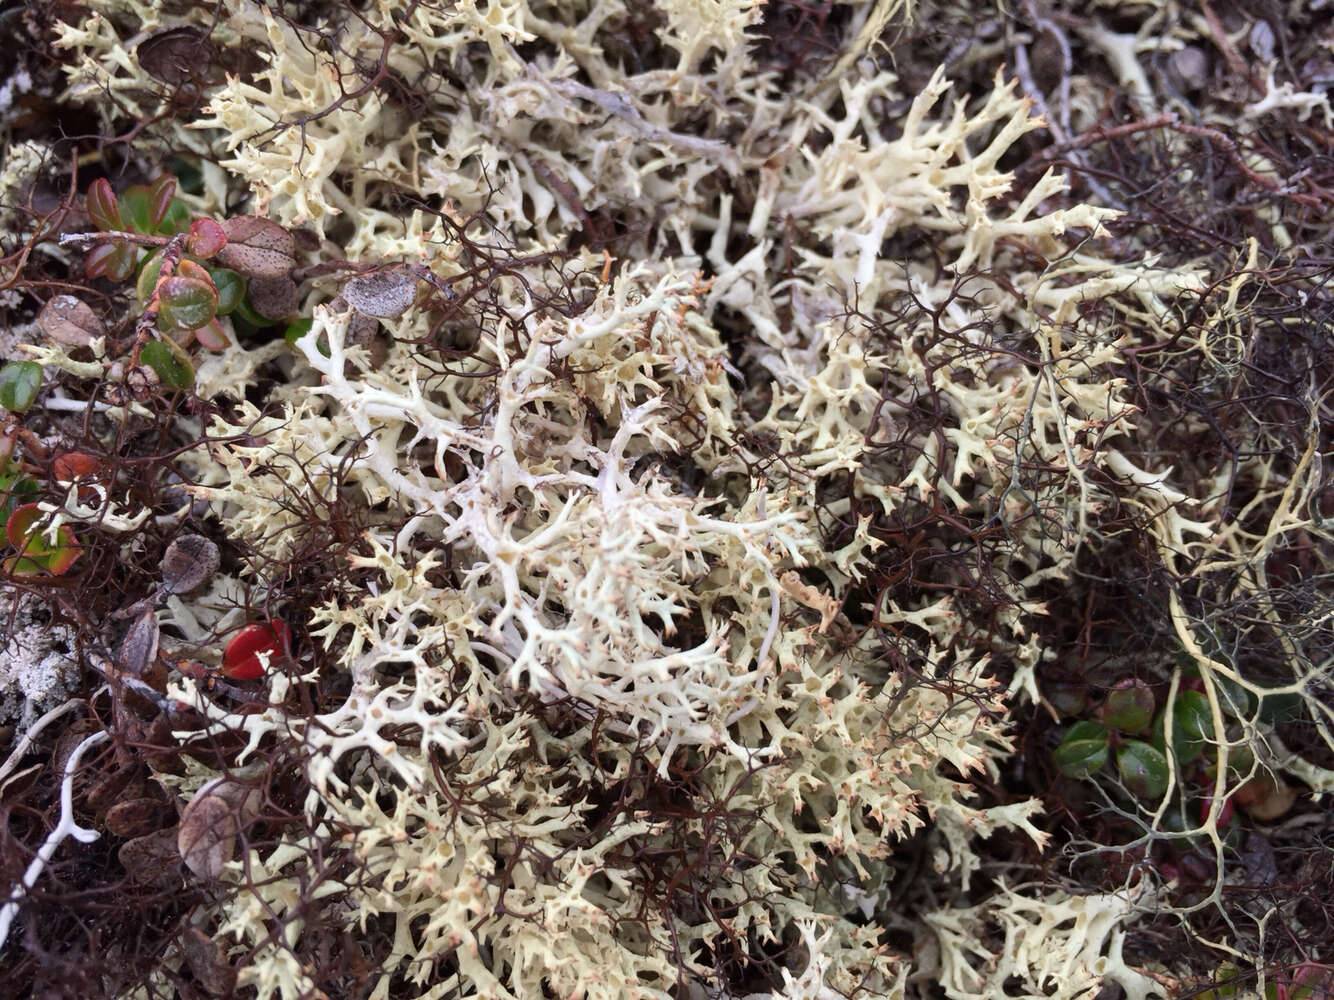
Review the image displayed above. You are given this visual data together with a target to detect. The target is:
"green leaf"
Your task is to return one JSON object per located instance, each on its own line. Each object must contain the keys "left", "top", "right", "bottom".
{"left": 1167, "top": 690, "right": 1212, "bottom": 764}
{"left": 283, "top": 317, "right": 329, "bottom": 357}
{"left": 1054, "top": 721, "right": 1109, "bottom": 779}
{"left": 141, "top": 339, "right": 195, "bottom": 391}
{"left": 137, "top": 250, "right": 166, "bottom": 305}
{"left": 233, "top": 295, "right": 278, "bottom": 328}
{"left": 161, "top": 198, "right": 192, "bottom": 235}
{"left": 118, "top": 185, "right": 154, "bottom": 234}
{"left": 157, "top": 276, "right": 219, "bottom": 332}
{"left": 0, "top": 471, "right": 38, "bottom": 525}
{"left": 1117, "top": 741, "right": 1170, "bottom": 800}
{"left": 0, "top": 362, "right": 43, "bottom": 413}
{"left": 208, "top": 268, "right": 245, "bottom": 315}
{"left": 1100, "top": 678, "right": 1155, "bottom": 734}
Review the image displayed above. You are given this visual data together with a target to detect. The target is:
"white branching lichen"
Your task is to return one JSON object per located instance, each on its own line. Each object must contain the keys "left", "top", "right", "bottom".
{"left": 46, "top": 0, "right": 1328, "bottom": 998}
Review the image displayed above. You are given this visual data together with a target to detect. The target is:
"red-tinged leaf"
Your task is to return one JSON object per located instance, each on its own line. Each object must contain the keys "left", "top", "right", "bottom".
{"left": 6, "top": 502, "right": 41, "bottom": 550}
{"left": 175, "top": 258, "right": 214, "bottom": 285}
{"left": 3, "top": 554, "right": 48, "bottom": 577}
{"left": 223, "top": 620, "right": 290, "bottom": 680}
{"left": 193, "top": 317, "right": 230, "bottom": 351}
{"left": 86, "top": 242, "right": 137, "bottom": 282}
{"left": 147, "top": 176, "right": 177, "bottom": 229}
{"left": 186, "top": 218, "right": 227, "bottom": 258}
{"left": 53, "top": 452, "right": 102, "bottom": 482}
{"left": 214, "top": 216, "right": 295, "bottom": 279}
{"left": 157, "top": 276, "right": 218, "bottom": 332}
{"left": 86, "top": 178, "right": 122, "bottom": 231}
{"left": 45, "top": 535, "right": 82, "bottom": 575}
{"left": 4, "top": 503, "right": 81, "bottom": 575}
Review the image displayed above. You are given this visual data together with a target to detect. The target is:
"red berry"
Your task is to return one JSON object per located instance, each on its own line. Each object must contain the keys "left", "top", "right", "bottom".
{"left": 222, "top": 620, "right": 290, "bottom": 680}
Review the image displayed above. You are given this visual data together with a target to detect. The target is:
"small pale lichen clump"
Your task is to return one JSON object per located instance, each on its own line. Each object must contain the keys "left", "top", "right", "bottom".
{"left": 49, "top": 1, "right": 1216, "bottom": 998}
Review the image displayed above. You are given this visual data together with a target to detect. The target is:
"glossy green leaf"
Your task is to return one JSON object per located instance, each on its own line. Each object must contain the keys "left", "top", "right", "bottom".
{"left": 208, "top": 268, "right": 245, "bottom": 315}
{"left": 137, "top": 250, "right": 166, "bottom": 305}
{"left": 0, "top": 471, "right": 38, "bottom": 525}
{"left": 118, "top": 185, "right": 153, "bottom": 234}
{"left": 140, "top": 339, "right": 195, "bottom": 391}
{"left": 1100, "top": 678, "right": 1155, "bottom": 734}
{"left": 1117, "top": 740, "right": 1170, "bottom": 799}
{"left": 233, "top": 295, "right": 277, "bottom": 328}
{"left": 1054, "top": 720, "right": 1109, "bottom": 779}
{"left": 157, "top": 276, "right": 218, "bottom": 332}
{"left": 283, "top": 317, "right": 329, "bottom": 357}
{"left": 160, "top": 198, "right": 192, "bottom": 235}
{"left": 1167, "top": 690, "right": 1212, "bottom": 764}
{"left": 0, "top": 362, "right": 43, "bottom": 413}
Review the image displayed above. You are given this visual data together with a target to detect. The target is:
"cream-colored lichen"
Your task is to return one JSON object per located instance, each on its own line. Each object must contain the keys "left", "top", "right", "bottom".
{"left": 47, "top": 0, "right": 1312, "bottom": 997}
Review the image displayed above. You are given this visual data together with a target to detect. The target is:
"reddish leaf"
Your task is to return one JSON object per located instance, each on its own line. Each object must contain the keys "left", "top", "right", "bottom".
{"left": 186, "top": 218, "right": 227, "bottom": 258}
{"left": 193, "top": 317, "right": 230, "bottom": 351}
{"left": 223, "top": 620, "right": 290, "bottom": 680}
{"left": 86, "top": 178, "right": 122, "bottom": 231}
{"left": 147, "top": 175, "right": 177, "bottom": 229}
{"left": 5, "top": 502, "right": 42, "bottom": 550}
{"left": 175, "top": 258, "right": 215, "bottom": 285}
{"left": 85, "top": 242, "right": 137, "bottom": 282}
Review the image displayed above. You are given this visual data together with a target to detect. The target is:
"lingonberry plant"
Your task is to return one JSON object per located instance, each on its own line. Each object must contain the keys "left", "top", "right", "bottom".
{"left": 56, "top": 175, "right": 298, "bottom": 391}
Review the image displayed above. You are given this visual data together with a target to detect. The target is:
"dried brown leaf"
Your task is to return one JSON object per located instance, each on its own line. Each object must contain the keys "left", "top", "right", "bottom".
{"left": 246, "top": 276, "right": 299, "bottom": 320}
{"left": 119, "top": 609, "right": 161, "bottom": 677}
{"left": 342, "top": 268, "right": 419, "bottom": 319}
{"left": 180, "top": 927, "right": 238, "bottom": 996}
{"left": 177, "top": 777, "right": 260, "bottom": 880}
{"left": 105, "top": 797, "right": 162, "bottom": 838}
{"left": 214, "top": 216, "right": 295, "bottom": 279}
{"left": 160, "top": 534, "right": 219, "bottom": 595}
{"left": 37, "top": 295, "right": 105, "bottom": 347}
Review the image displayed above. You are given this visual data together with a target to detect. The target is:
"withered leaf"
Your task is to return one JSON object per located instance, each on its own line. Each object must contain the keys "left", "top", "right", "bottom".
{"left": 160, "top": 534, "right": 219, "bottom": 595}
{"left": 180, "top": 926, "right": 238, "bottom": 996}
{"left": 37, "top": 295, "right": 105, "bottom": 347}
{"left": 119, "top": 609, "right": 161, "bottom": 677}
{"left": 214, "top": 216, "right": 295, "bottom": 279}
{"left": 177, "top": 777, "right": 260, "bottom": 880}
{"left": 105, "top": 796, "right": 162, "bottom": 838}
{"left": 137, "top": 28, "right": 218, "bottom": 86}
{"left": 120, "top": 827, "right": 181, "bottom": 886}
{"left": 342, "top": 268, "right": 419, "bottom": 319}
{"left": 246, "top": 276, "right": 299, "bottom": 321}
